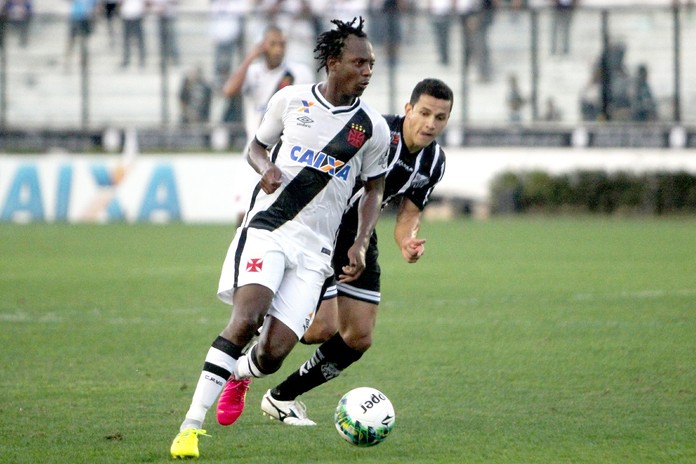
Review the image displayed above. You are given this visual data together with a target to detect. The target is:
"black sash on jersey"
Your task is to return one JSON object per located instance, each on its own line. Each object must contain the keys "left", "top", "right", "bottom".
{"left": 249, "top": 108, "right": 374, "bottom": 232}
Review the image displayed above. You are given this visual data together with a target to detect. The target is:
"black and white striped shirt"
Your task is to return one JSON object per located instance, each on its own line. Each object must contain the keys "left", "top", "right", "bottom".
{"left": 343, "top": 114, "right": 446, "bottom": 228}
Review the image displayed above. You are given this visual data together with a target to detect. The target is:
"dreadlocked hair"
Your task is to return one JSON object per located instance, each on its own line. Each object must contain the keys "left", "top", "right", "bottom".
{"left": 313, "top": 17, "right": 367, "bottom": 73}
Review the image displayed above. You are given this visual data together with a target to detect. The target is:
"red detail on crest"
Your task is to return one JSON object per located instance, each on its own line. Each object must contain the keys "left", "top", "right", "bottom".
{"left": 278, "top": 77, "right": 293, "bottom": 89}
{"left": 347, "top": 128, "right": 366, "bottom": 148}
{"left": 391, "top": 133, "right": 400, "bottom": 145}
{"left": 246, "top": 258, "right": 263, "bottom": 272}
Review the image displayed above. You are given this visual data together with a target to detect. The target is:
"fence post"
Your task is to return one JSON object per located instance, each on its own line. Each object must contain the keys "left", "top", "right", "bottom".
{"left": 1, "top": 13, "right": 7, "bottom": 128}
{"left": 160, "top": 15, "right": 170, "bottom": 126}
{"left": 530, "top": 8, "right": 539, "bottom": 121}
{"left": 599, "top": 10, "right": 610, "bottom": 121}
{"left": 460, "top": 13, "right": 470, "bottom": 124}
{"left": 80, "top": 32, "right": 89, "bottom": 129}
{"left": 672, "top": 4, "right": 681, "bottom": 123}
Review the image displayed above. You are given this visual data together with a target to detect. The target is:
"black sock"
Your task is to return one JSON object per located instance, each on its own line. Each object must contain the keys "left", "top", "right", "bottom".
{"left": 272, "top": 333, "right": 363, "bottom": 401}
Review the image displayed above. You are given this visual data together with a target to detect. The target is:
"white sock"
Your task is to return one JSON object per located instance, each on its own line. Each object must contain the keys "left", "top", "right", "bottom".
{"left": 234, "top": 344, "right": 267, "bottom": 379}
{"left": 180, "top": 345, "right": 238, "bottom": 431}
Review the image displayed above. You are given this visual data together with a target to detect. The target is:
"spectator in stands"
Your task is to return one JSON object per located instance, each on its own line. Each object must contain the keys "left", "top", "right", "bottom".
{"left": 2, "top": 0, "right": 32, "bottom": 48}
{"left": 543, "top": 96, "right": 562, "bottom": 122}
{"left": 369, "top": 0, "right": 408, "bottom": 67}
{"left": 631, "top": 64, "right": 657, "bottom": 122}
{"left": 604, "top": 41, "right": 631, "bottom": 121}
{"left": 209, "top": 0, "right": 246, "bottom": 89}
{"left": 429, "top": 0, "right": 498, "bottom": 80}
{"left": 118, "top": 0, "right": 147, "bottom": 69}
{"left": 474, "top": 0, "right": 497, "bottom": 82}
{"left": 580, "top": 63, "right": 601, "bottom": 121}
{"left": 550, "top": 0, "right": 576, "bottom": 57}
{"left": 150, "top": 0, "right": 179, "bottom": 66}
{"left": 179, "top": 66, "right": 212, "bottom": 124}
{"left": 506, "top": 72, "right": 526, "bottom": 123}
{"left": 451, "top": 0, "right": 495, "bottom": 82}
{"left": 428, "top": 0, "right": 453, "bottom": 65}
{"left": 102, "top": 0, "right": 118, "bottom": 48}
{"left": 65, "top": 0, "right": 98, "bottom": 70}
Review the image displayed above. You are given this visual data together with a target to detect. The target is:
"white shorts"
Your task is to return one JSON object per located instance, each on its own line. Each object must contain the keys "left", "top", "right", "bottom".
{"left": 217, "top": 227, "right": 332, "bottom": 338}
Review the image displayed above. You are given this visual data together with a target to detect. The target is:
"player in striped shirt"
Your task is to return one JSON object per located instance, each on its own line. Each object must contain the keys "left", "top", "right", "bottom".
{"left": 226, "top": 78, "right": 454, "bottom": 425}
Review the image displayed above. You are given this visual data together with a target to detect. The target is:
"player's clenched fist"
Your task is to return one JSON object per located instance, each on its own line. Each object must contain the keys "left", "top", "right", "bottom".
{"left": 260, "top": 165, "right": 283, "bottom": 194}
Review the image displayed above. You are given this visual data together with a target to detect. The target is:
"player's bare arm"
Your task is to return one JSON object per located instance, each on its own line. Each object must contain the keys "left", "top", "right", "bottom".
{"left": 394, "top": 197, "right": 426, "bottom": 264}
{"left": 340, "top": 176, "right": 385, "bottom": 282}
{"left": 222, "top": 41, "right": 265, "bottom": 97}
{"left": 246, "top": 138, "right": 282, "bottom": 194}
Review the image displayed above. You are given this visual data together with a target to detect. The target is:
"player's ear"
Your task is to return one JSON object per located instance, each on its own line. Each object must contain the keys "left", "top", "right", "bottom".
{"left": 404, "top": 102, "right": 413, "bottom": 115}
{"left": 327, "top": 56, "right": 339, "bottom": 72}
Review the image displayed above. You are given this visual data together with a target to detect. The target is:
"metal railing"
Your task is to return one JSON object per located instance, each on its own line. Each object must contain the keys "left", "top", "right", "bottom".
{"left": 0, "top": 5, "right": 694, "bottom": 142}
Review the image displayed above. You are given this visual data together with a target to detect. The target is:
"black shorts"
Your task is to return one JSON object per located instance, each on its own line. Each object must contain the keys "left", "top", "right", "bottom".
{"left": 330, "top": 226, "right": 381, "bottom": 304}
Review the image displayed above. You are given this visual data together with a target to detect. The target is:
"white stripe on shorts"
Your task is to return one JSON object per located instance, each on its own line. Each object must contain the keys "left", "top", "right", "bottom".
{"left": 322, "top": 284, "right": 338, "bottom": 300}
{"left": 336, "top": 283, "right": 381, "bottom": 304}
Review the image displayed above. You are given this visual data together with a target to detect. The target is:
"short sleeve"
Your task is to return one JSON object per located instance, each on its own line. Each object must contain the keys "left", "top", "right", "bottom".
{"left": 406, "top": 149, "right": 446, "bottom": 211}
{"left": 253, "top": 86, "right": 289, "bottom": 148}
{"left": 360, "top": 116, "right": 390, "bottom": 181}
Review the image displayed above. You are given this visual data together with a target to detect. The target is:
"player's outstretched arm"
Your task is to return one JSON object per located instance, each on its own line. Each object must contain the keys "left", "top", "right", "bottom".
{"left": 340, "top": 176, "right": 385, "bottom": 283}
{"left": 394, "top": 198, "right": 426, "bottom": 264}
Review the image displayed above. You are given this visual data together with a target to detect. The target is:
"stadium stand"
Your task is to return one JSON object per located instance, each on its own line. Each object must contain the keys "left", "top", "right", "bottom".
{"left": 2, "top": 2, "right": 695, "bottom": 130}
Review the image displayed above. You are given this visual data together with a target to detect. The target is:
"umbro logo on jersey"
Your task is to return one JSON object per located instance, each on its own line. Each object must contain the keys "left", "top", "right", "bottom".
{"left": 298, "top": 100, "right": 314, "bottom": 113}
{"left": 290, "top": 145, "right": 351, "bottom": 180}
{"left": 246, "top": 258, "right": 263, "bottom": 272}
{"left": 296, "top": 115, "right": 314, "bottom": 127}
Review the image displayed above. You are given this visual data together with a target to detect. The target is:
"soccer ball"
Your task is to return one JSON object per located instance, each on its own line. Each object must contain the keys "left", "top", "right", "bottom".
{"left": 334, "top": 387, "right": 396, "bottom": 447}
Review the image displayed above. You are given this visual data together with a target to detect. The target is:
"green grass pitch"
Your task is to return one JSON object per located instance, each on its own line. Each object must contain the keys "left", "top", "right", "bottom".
{"left": 1, "top": 217, "right": 695, "bottom": 463}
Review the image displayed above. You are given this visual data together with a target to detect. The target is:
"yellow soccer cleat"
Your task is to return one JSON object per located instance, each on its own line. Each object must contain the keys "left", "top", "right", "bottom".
{"left": 170, "top": 428, "right": 209, "bottom": 459}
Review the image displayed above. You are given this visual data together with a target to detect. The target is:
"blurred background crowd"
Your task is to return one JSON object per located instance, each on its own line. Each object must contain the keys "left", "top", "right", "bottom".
{"left": 1, "top": 1, "right": 695, "bottom": 141}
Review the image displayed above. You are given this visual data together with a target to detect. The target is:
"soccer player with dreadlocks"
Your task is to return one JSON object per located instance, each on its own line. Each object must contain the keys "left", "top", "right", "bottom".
{"left": 170, "top": 17, "right": 390, "bottom": 459}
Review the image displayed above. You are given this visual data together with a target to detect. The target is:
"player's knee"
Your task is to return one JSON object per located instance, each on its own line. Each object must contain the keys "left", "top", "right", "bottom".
{"left": 316, "top": 325, "right": 338, "bottom": 343}
{"left": 302, "top": 324, "right": 337, "bottom": 345}
{"left": 227, "top": 314, "right": 263, "bottom": 340}
{"left": 254, "top": 330, "right": 298, "bottom": 374}
{"left": 343, "top": 332, "right": 372, "bottom": 353}
{"left": 253, "top": 342, "right": 284, "bottom": 375}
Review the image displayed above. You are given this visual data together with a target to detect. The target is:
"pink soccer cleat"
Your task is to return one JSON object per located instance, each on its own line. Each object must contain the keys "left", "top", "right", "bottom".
{"left": 216, "top": 377, "right": 252, "bottom": 426}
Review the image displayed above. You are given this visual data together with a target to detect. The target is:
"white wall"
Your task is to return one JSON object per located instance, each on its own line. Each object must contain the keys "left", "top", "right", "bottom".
{"left": 439, "top": 147, "right": 696, "bottom": 203}
{"left": 2, "top": 149, "right": 696, "bottom": 223}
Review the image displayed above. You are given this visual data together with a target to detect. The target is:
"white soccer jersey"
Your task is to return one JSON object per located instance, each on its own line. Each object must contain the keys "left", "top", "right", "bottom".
{"left": 242, "top": 60, "right": 314, "bottom": 138}
{"left": 245, "top": 82, "right": 390, "bottom": 260}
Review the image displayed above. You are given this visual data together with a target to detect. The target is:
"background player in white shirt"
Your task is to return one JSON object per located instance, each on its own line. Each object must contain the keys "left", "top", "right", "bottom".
{"left": 170, "top": 17, "right": 390, "bottom": 459}
{"left": 222, "top": 24, "right": 315, "bottom": 224}
{"left": 222, "top": 24, "right": 315, "bottom": 142}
